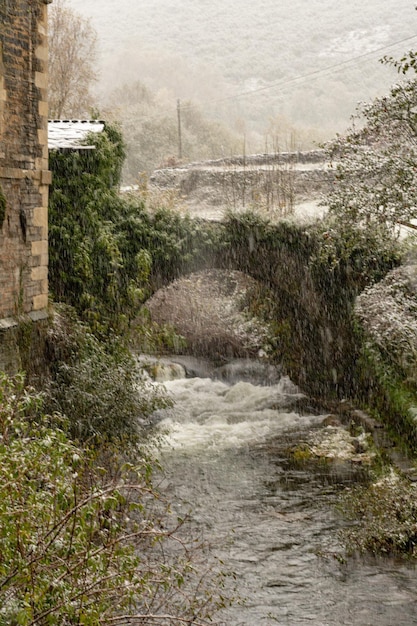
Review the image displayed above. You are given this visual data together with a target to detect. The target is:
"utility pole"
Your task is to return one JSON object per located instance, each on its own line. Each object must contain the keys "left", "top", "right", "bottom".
{"left": 177, "top": 99, "right": 182, "bottom": 161}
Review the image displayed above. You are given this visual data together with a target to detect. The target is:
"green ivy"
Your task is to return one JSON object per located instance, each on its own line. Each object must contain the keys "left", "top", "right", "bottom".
{"left": 48, "top": 123, "right": 223, "bottom": 337}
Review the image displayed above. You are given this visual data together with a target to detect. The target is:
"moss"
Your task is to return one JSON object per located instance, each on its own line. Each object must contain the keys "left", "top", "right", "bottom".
{"left": 289, "top": 444, "right": 314, "bottom": 462}
{"left": 353, "top": 334, "right": 417, "bottom": 453}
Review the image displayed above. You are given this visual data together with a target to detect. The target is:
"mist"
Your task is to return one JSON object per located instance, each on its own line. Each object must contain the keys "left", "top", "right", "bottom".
{"left": 66, "top": 0, "right": 417, "bottom": 167}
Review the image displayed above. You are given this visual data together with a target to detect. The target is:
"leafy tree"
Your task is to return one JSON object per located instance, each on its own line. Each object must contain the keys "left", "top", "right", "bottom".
{"left": 48, "top": 0, "right": 98, "bottom": 118}
{"left": 313, "top": 66, "right": 409, "bottom": 292}
{"left": 323, "top": 51, "right": 417, "bottom": 246}
{"left": 48, "top": 124, "right": 146, "bottom": 332}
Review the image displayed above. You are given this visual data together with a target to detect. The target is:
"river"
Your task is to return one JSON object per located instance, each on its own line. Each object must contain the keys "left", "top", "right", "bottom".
{"left": 150, "top": 357, "right": 417, "bottom": 625}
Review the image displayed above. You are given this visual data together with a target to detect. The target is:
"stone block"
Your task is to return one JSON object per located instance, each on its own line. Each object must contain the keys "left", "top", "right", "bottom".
{"left": 32, "top": 206, "right": 48, "bottom": 235}
{"left": 32, "top": 293, "right": 48, "bottom": 311}
{"left": 37, "top": 128, "right": 48, "bottom": 146}
{"left": 35, "top": 44, "right": 48, "bottom": 62}
{"left": 38, "top": 99, "right": 48, "bottom": 117}
{"left": 35, "top": 71, "right": 48, "bottom": 90}
{"left": 31, "top": 264, "right": 47, "bottom": 282}
{"left": 31, "top": 239, "right": 48, "bottom": 257}
{"left": 41, "top": 169, "right": 51, "bottom": 185}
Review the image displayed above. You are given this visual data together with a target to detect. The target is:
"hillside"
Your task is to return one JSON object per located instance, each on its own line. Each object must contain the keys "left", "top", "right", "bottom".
{"left": 67, "top": 0, "right": 417, "bottom": 140}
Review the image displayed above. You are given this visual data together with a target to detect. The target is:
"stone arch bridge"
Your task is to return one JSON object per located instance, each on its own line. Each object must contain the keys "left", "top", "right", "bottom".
{"left": 146, "top": 215, "right": 376, "bottom": 399}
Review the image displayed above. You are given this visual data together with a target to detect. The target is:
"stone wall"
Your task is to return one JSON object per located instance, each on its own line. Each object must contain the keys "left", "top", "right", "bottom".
{"left": 148, "top": 152, "right": 331, "bottom": 217}
{"left": 0, "top": 0, "right": 51, "bottom": 324}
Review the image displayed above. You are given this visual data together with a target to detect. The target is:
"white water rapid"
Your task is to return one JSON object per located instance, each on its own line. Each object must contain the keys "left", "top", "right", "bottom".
{"left": 150, "top": 357, "right": 417, "bottom": 625}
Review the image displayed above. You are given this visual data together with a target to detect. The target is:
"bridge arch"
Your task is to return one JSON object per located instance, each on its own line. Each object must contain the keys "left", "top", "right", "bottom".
{"left": 145, "top": 214, "right": 369, "bottom": 399}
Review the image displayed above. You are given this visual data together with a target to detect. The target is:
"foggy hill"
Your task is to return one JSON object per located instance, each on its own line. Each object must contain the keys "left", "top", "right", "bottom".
{"left": 67, "top": 0, "right": 417, "bottom": 138}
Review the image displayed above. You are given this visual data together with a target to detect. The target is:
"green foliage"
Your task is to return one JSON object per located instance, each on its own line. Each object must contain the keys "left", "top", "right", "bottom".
{"left": 0, "top": 373, "right": 230, "bottom": 625}
{"left": 220, "top": 210, "right": 316, "bottom": 275}
{"left": 144, "top": 210, "right": 222, "bottom": 287}
{"left": 353, "top": 332, "right": 417, "bottom": 451}
{"left": 219, "top": 207, "right": 399, "bottom": 312}
{"left": 217, "top": 210, "right": 402, "bottom": 397}
{"left": 43, "top": 306, "right": 170, "bottom": 443}
{"left": 49, "top": 123, "right": 223, "bottom": 335}
{"left": 129, "top": 308, "right": 187, "bottom": 354}
{"left": 51, "top": 124, "right": 126, "bottom": 193}
{"left": 46, "top": 334, "right": 170, "bottom": 443}
{"left": 350, "top": 263, "right": 417, "bottom": 450}
{"left": 49, "top": 125, "right": 151, "bottom": 333}
{"left": 340, "top": 472, "right": 417, "bottom": 558}
{"left": 382, "top": 49, "right": 417, "bottom": 76}
{"left": 309, "top": 217, "right": 401, "bottom": 287}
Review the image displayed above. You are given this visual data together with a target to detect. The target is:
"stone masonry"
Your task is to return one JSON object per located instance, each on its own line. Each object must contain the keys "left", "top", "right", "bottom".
{"left": 0, "top": 0, "right": 52, "bottom": 325}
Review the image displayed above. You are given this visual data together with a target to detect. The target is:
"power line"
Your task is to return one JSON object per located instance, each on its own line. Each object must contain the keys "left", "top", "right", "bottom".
{"left": 180, "top": 33, "right": 417, "bottom": 110}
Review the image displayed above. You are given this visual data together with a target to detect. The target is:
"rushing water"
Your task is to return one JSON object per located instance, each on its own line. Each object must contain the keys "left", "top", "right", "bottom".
{"left": 150, "top": 358, "right": 417, "bottom": 625}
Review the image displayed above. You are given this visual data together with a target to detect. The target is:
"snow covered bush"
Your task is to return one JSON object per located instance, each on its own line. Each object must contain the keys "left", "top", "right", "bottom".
{"left": 353, "top": 262, "right": 417, "bottom": 449}
{"left": 355, "top": 263, "right": 417, "bottom": 379}
{"left": 341, "top": 471, "right": 417, "bottom": 558}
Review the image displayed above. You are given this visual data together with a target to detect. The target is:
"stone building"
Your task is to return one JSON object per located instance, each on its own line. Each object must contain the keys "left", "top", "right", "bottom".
{"left": 0, "top": 0, "right": 51, "bottom": 326}
{"left": 0, "top": 0, "right": 52, "bottom": 372}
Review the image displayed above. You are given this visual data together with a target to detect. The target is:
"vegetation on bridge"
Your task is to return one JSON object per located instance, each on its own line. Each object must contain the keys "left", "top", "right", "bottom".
{"left": 49, "top": 123, "right": 222, "bottom": 337}
{"left": 48, "top": 125, "right": 401, "bottom": 402}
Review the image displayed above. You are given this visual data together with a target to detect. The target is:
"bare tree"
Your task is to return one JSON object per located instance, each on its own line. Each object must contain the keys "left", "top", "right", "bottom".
{"left": 48, "top": 0, "right": 98, "bottom": 119}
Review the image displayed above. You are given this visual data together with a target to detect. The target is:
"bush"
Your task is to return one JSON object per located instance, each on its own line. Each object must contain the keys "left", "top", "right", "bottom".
{"left": 48, "top": 125, "right": 152, "bottom": 334}
{"left": 340, "top": 471, "right": 417, "bottom": 558}
{"left": 43, "top": 308, "right": 171, "bottom": 444}
{"left": 0, "top": 373, "right": 231, "bottom": 625}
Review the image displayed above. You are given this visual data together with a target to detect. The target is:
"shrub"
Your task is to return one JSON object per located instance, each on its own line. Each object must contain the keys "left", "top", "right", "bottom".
{"left": 340, "top": 471, "right": 417, "bottom": 558}
{"left": 48, "top": 125, "right": 152, "bottom": 334}
{"left": 0, "top": 373, "right": 231, "bottom": 625}
{"left": 44, "top": 310, "right": 171, "bottom": 443}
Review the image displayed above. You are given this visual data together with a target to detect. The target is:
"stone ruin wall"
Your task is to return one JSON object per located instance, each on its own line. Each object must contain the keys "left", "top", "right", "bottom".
{"left": 0, "top": 0, "right": 51, "bottom": 325}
